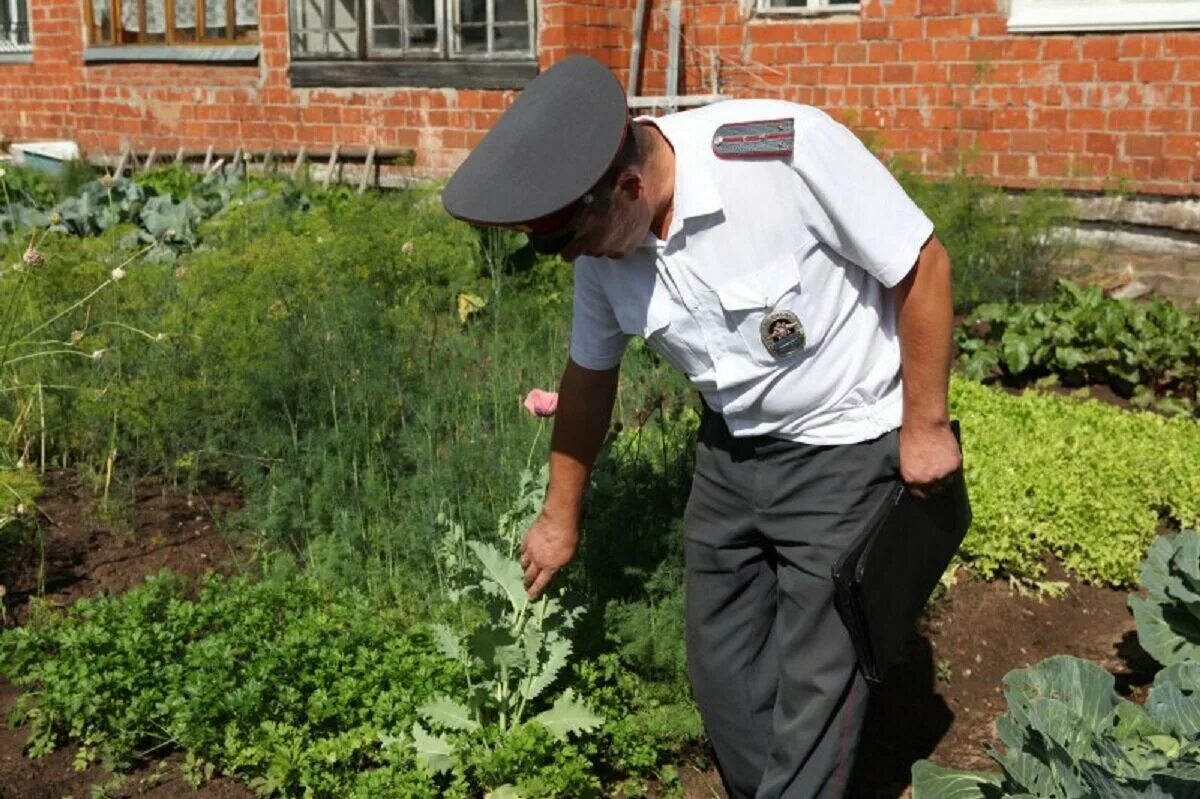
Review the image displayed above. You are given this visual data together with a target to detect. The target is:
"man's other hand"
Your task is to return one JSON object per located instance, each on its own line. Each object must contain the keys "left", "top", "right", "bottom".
{"left": 899, "top": 422, "right": 962, "bottom": 500}
{"left": 520, "top": 513, "right": 579, "bottom": 599}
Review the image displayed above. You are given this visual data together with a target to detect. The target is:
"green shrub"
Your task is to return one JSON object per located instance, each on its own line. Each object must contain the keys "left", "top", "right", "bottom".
{"left": 894, "top": 166, "right": 1074, "bottom": 312}
{"left": 952, "top": 377, "right": 1200, "bottom": 586}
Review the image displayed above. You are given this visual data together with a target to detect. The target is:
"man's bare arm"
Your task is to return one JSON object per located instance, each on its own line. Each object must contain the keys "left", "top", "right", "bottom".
{"left": 892, "top": 234, "right": 961, "bottom": 497}
{"left": 521, "top": 357, "right": 619, "bottom": 598}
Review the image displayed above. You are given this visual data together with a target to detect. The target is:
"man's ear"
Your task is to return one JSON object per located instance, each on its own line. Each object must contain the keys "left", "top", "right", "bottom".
{"left": 616, "top": 168, "right": 644, "bottom": 200}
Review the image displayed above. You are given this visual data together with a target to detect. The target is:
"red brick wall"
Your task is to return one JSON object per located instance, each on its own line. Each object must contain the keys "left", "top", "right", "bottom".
{"left": 1, "top": 0, "right": 1198, "bottom": 194}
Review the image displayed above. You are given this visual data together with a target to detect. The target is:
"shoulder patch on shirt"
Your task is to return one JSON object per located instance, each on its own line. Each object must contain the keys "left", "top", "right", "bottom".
{"left": 711, "top": 118, "right": 795, "bottom": 159}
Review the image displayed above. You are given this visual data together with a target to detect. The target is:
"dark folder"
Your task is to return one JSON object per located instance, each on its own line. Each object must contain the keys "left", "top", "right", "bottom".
{"left": 831, "top": 422, "right": 971, "bottom": 684}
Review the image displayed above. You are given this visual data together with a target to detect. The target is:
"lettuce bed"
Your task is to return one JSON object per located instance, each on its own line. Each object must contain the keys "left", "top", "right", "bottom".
{"left": 951, "top": 377, "right": 1200, "bottom": 586}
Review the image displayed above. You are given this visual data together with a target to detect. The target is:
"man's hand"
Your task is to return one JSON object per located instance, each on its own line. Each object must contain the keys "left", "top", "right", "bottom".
{"left": 520, "top": 513, "right": 579, "bottom": 599}
{"left": 899, "top": 422, "right": 961, "bottom": 500}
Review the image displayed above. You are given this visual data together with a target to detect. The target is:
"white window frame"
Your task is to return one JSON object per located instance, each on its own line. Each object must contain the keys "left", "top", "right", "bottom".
{"left": 755, "top": 0, "right": 861, "bottom": 16}
{"left": 1008, "top": 0, "right": 1200, "bottom": 32}
{"left": 0, "top": 0, "right": 32, "bottom": 53}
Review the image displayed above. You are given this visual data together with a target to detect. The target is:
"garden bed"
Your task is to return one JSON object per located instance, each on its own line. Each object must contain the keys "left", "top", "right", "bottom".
{"left": 0, "top": 474, "right": 1156, "bottom": 799}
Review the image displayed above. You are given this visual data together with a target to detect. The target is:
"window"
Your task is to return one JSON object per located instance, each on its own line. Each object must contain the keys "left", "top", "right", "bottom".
{"left": 288, "top": 0, "right": 536, "bottom": 88}
{"left": 756, "top": 0, "right": 861, "bottom": 14}
{"left": 0, "top": 0, "right": 32, "bottom": 53}
{"left": 1008, "top": 0, "right": 1200, "bottom": 32}
{"left": 290, "top": 0, "right": 534, "bottom": 59}
{"left": 86, "top": 0, "right": 259, "bottom": 45}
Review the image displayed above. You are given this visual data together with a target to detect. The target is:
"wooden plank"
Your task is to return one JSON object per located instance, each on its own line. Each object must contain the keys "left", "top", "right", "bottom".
{"left": 666, "top": 0, "right": 681, "bottom": 109}
{"left": 288, "top": 60, "right": 537, "bottom": 90}
{"left": 627, "top": 93, "right": 725, "bottom": 109}
{"left": 165, "top": 0, "right": 176, "bottom": 43}
{"left": 206, "top": 157, "right": 225, "bottom": 177}
{"left": 357, "top": 145, "right": 375, "bottom": 194}
{"left": 114, "top": 149, "right": 129, "bottom": 178}
{"left": 174, "top": 146, "right": 184, "bottom": 164}
{"left": 262, "top": 149, "right": 274, "bottom": 172}
{"left": 202, "top": 145, "right": 213, "bottom": 171}
{"left": 322, "top": 144, "right": 339, "bottom": 189}
{"left": 231, "top": 147, "right": 243, "bottom": 172}
{"left": 291, "top": 145, "right": 307, "bottom": 181}
{"left": 83, "top": 0, "right": 96, "bottom": 45}
{"left": 142, "top": 147, "right": 157, "bottom": 171}
{"left": 626, "top": 0, "right": 648, "bottom": 96}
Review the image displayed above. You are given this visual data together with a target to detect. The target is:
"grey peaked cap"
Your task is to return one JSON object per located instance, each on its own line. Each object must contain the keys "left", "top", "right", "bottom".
{"left": 441, "top": 55, "right": 629, "bottom": 228}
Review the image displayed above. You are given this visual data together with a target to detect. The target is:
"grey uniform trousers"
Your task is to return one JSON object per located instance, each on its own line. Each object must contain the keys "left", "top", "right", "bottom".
{"left": 684, "top": 408, "right": 902, "bottom": 799}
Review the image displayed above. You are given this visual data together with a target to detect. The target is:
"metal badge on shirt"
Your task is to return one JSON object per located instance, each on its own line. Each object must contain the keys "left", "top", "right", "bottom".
{"left": 760, "top": 309, "right": 805, "bottom": 357}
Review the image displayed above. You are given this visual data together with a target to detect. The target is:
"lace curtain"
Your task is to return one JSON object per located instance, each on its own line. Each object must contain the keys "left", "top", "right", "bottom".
{"left": 120, "top": 0, "right": 258, "bottom": 35}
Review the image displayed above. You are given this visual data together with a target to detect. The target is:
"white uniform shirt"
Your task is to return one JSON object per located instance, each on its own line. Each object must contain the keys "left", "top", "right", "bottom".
{"left": 569, "top": 99, "right": 935, "bottom": 445}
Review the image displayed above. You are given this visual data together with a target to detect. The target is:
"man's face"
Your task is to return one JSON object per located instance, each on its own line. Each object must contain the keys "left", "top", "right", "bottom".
{"left": 559, "top": 171, "right": 652, "bottom": 262}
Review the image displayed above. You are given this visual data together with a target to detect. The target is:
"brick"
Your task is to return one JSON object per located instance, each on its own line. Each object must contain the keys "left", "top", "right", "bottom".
{"left": 1058, "top": 61, "right": 1095, "bottom": 82}
{"left": 835, "top": 43, "right": 867, "bottom": 63}
{"left": 806, "top": 44, "right": 836, "bottom": 64}
{"left": 1041, "top": 39, "right": 1078, "bottom": 60}
{"left": 1011, "top": 131, "right": 1047, "bottom": 152}
{"left": 868, "top": 42, "right": 899, "bottom": 63}
{"left": 1164, "top": 134, "right": 1200, "bottom": 159}
{"left": 1081, "top": 37, "right": 1120, "bottom": 60}
{"left": 1137, "top": 59, "right": 1176, "bottom": 83}
{"left": 860, "top": 20, "right": 889, "bottom": 40}
{"left": 890, "top": 18, "right": 923, "bottom": 39}
{"left": 1126, "top": 134, "right": 1163, "bottom": 158}
{"left": 975, "top": 15, "right": 1007, "bottom": 36}
{"left": 1108, "top": 109, "right": 1148, "bottom": 131}
{"left": 934, "top": 39, "right": 970, "bottom": 60}
{"left": 900, "top": 40, "right": 935, "bottom": 62}
{"left": 1119, "top": 34, "right": 1160, "bottom": 59}
{"left": 1096, "top": 60, "right": 1134, "bottom": 82}
{"left": 1085, "top": 132, "right": 1119, "bottom": 156}
{"left": 926, "top": 17, "right": 973, "bottom": 38}
{"left": 1034, "top": 108, "right": 1069, "bottom": 130}
{"left": 820, "top": 66, "right": 851, "bottom": 85}
{"left": 994, "top": 108, "right": 1030, "bottom": 129}
{"left": 1158, "top": 158, "right": 1194, "bottom": 183}
{"left": 1163, "top": 33, "right": 1200, "bottom": 58}
{"left": 850, "top": 64, "right": 882, "bottom": 83}
{"left": 996, "top": 154, "right": 1031, "bottom": 178}
{"left": 824, "top": 21, "right": 859, "bottom": 42}
{"left": 1147, "top": 108, "right": 1190, "bottom": 131}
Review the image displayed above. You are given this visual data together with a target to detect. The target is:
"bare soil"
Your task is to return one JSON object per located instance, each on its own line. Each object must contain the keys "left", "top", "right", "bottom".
{"left": 0, "top": 473, "right": 1154, "bottom": 799}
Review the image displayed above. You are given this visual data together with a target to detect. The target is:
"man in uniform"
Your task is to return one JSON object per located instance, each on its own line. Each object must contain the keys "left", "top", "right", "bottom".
{"left": 442, "top": 55, "right": 961, "bottom": 799}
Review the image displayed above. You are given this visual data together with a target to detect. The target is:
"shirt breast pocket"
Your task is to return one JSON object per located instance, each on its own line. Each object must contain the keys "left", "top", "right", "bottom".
{"left": 613, "top": 278, "right": 700, "bottom": 376}
{"left": 711, "top": 246, "right": 827, "bottom": 367}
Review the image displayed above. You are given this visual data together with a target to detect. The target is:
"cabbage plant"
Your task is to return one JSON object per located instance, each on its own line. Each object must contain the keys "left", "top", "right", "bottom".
{"left": 1130, "top": 530, "right": 1200, "bottom": 668}
{"left": 913, "top": 531, "right": 1200, "bottom": 798}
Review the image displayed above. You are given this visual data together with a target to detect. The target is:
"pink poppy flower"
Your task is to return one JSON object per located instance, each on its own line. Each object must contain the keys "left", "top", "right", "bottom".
{"left": 523, "top": 389, "right": 558, "bottom": 418}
